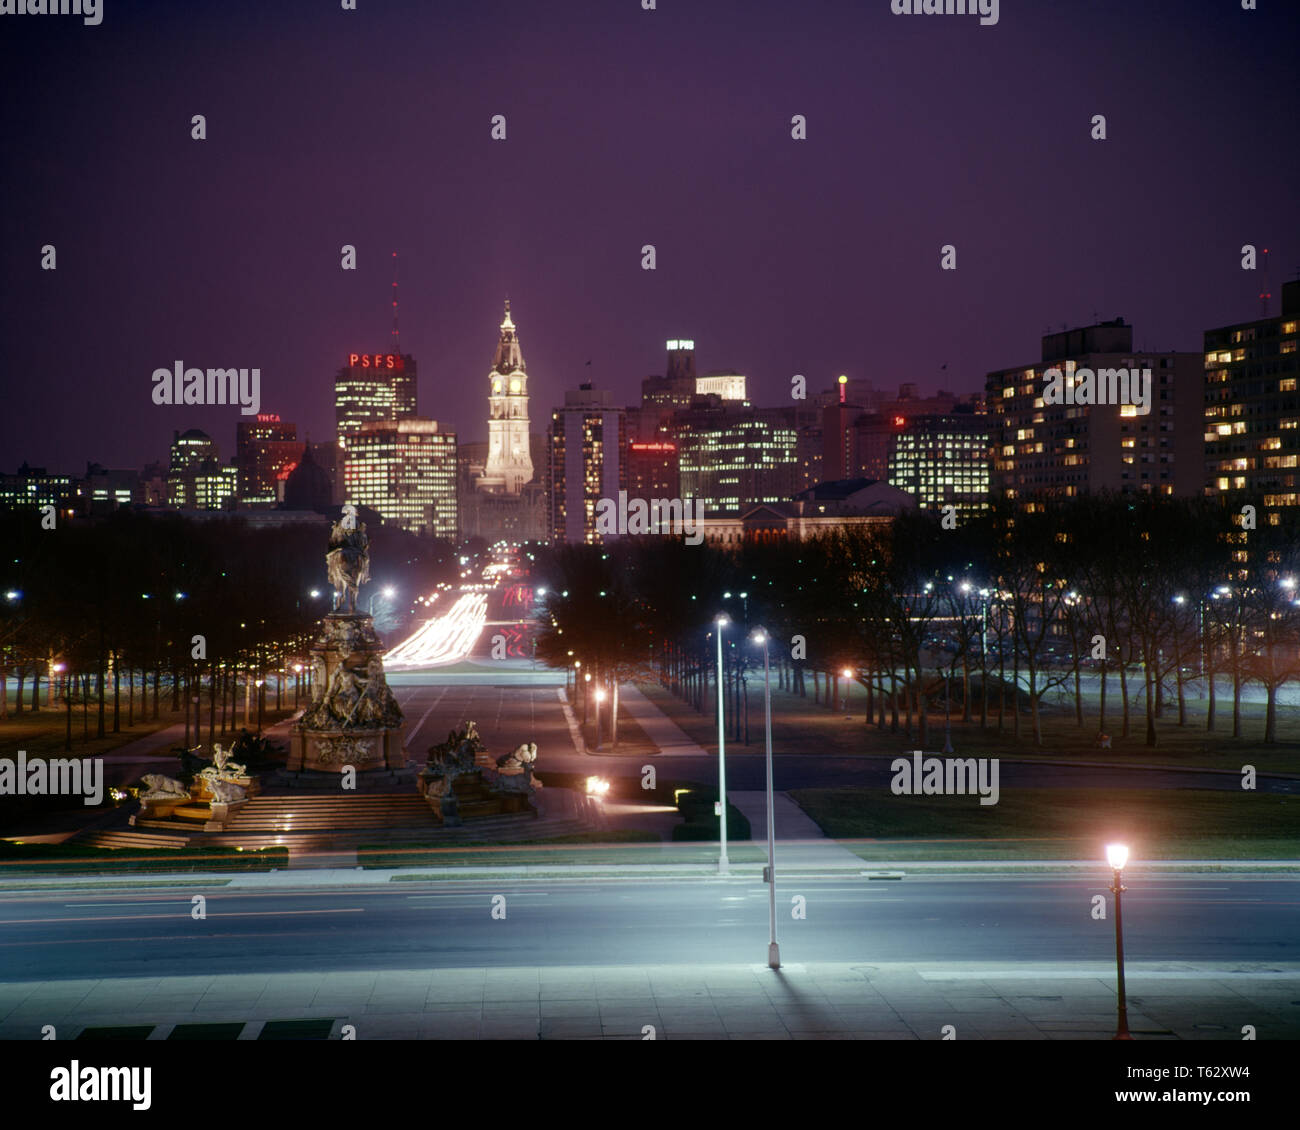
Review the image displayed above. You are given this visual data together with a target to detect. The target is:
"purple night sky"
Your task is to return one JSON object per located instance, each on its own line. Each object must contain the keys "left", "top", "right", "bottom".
{"left": 1, "top": 0, "right": 1296, "bottom": 472}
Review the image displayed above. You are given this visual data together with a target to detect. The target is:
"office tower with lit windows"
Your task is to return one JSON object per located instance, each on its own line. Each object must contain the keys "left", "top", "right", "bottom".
{"left": 0, "top": 463, "right": 75, "bottom": 510}
{"left": 165, "top": 429, "right": 237, "bottom": 510}
{"left": 344, "top": 418, "right": 457, "bottom": 537}
{"left": 985, "top": 318, "right": 1202, "bottom": 506}
{"left": 334, "top": 352, "right": 418, "bottom": 449}
{"left": 548, "top": 383, "right": 626, "bottom": 543}
{"left": 672, "top": 404, "right": 801, "bottom": 516}
{"left": 236, "top": 414, "right": 299, "bottom": 504}
{"left": 1204, "top": 280, "right": 1300, "bottom": 524}
{"left": 886, "top": 412, "right": 991, "bottom": 518}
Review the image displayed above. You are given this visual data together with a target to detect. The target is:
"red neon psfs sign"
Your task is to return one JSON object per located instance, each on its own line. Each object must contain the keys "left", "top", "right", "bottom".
{"left": 348, "top": 353, "right": 405, "bottom": 370}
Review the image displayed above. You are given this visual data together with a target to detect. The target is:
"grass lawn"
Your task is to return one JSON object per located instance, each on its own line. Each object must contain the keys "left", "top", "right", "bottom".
{"left": 637, "top": 681, "right": 1300, "bottom": 776}
{"left": 0, "top": 706, "right": 298, "bottom": 761}
{"left": 789, "top": 786, "right": 1300, "bottom": 861}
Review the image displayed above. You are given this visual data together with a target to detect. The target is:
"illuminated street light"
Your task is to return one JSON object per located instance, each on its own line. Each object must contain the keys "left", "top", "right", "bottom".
{"left": 715, "top": 614, "right": 730, "bottom": 875}
{"left": 1106, "top": 842, "right": 1133, "bottom": 1040}
{"left": 593, "top": 686, "right": 607, "bottom": 750}
{"left": 752, "top": 629, "right": 780, "bottom": 969}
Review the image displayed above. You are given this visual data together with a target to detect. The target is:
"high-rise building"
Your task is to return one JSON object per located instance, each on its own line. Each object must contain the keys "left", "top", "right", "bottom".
{"left": 168, "top": 428, "right": 218, "bottom": 473}
{"left": 166, "top": 429, "right": 237, "bottom": 510}
{"left": 672, "top": 403, "right": 801, "bottom": 517}
{"left": 626, "top": 440, "right": 680, "bottom": 500}
{"left": 985, "top": 318, "right": 1203, "bottom": 506}
{"left": 636, "top": 339, "right": 700, "bottom": 440}
{"left": 236, "top": 414, "right": 299, "bottom": 504}
{"left": 334, "top": 351, "right": 418, "bottom": 449}
{"left": 344, "top": 418, "right": 457, "bottom": 538}
{"left": 477, "top": 301, "right": 535, "bottom": 494}
{"left": 548, "top": 383, "right": 626, "bottom": 544}
{"left": 823, "top": 376, "right": 869, "bottom": 480}
{"left": 1204, "top": 280, "right": 1300, "bottom": 525}
{"left": 887, "top": 412, "right": 991, "bottom": 517}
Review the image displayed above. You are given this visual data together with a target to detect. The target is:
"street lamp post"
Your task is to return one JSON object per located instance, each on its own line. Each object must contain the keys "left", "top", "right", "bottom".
{"left": 841, "top": 667, "right": 852, "bottom": 714}
{"left": 594, "top": 686, "right": 606, "bottom": 751}
{"left": 943, "top": 670, "right": 954, "bottom": 754}
{"left": 754, "top": 630, "right": 780, "bottom": 969}
{"left": 368, "top": 585, "right": 396, "bottom": 616}
{"left": 715, "top": 615, "right": 730, "bottom": 875}
{"left": 1107, "top": 843, "right": 1132, "bottom": 1040}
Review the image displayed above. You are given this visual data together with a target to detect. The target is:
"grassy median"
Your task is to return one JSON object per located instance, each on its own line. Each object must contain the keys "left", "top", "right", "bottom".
{"left": 788, "top": 786, "right": 1300, "bottom": 861}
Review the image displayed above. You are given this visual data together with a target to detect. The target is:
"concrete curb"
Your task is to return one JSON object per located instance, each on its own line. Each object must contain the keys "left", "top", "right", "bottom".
{"left": 1, "top": 858, "right": 1296, "bottom": 892}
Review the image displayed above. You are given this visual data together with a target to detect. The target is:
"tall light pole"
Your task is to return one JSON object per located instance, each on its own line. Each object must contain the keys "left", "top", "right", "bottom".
{"left": 1107, "top": 842, "right": 1132, "bottom": 1040}
{"left": 715, "top": 614, "right": 730, "bottom": 875}
{"left": 754, "top": 630, "right": 780, "bottom": 969}
{"left": 594, "top": 686, "right": 606, "bottom": 751}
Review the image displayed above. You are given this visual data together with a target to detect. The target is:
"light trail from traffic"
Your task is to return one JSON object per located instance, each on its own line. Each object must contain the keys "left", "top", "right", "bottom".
{"left": 385, "top": 592, "right": 488, "bottom": 668}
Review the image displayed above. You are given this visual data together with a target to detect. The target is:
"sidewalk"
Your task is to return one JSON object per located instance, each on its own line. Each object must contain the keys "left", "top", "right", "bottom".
{"left": 2, "top": 960, "right": 1295, "bottom": 1040}
{"left": 729, "top": 791, "right": 865, "bottom": 868}
{"left": 614, "top": 685, "right": 708, "bottom": 756}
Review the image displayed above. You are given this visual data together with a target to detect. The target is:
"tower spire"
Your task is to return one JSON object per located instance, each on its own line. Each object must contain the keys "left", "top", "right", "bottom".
{"left": 391, "top": 251, "right": 400, "bottom": 354}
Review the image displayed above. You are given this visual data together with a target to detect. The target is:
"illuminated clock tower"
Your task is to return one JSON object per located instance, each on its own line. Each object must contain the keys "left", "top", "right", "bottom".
{"left": 478, "top": 299, "right": 534, "bottom": 494}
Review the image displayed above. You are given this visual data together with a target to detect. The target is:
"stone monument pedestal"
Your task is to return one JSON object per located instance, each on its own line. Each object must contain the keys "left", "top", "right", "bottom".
{"left": 289, "top": 611, "right": 405, "bottom": 776}
{"left": 287, "top": 727, "right": 406, "bottom": 773}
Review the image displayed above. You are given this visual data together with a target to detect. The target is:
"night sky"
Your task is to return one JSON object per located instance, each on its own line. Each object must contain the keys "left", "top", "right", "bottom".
{"left": 2, "top": 0, "right": 1296, "bottom": 472}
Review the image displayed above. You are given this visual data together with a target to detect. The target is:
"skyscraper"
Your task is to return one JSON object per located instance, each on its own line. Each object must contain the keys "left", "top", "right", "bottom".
{"left": 887, "top": 412, "right": 991, "bottom": 518}
{"left": 985, "top": 318, "right": 1203, "bottom": 506}
{"left": 344, "top": 418, "right": 457, "bottom": 538}
{"left": 477, "top": 301, "right": 534, "bottom": 494}
{"left": 548, "top": 382, "right": 626, "bottom": 543}
{"left": 1204, "top": 280, "right": 1300, "bottom": 525}
{"left": 334, "top": 351, "right": 418, "bottom": 450}
{"left": 236, "top": 414, "right": 299, "bottom": 504}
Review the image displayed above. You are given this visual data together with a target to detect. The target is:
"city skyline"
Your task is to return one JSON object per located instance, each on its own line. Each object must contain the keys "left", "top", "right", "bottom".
{"left": 2, "top": 0, "right": 1295, "bottom": 470}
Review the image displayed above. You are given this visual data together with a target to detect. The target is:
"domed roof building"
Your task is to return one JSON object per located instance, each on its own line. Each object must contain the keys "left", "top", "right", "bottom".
{"left": 282, "top": 443, "right": 333, "bottom": 512}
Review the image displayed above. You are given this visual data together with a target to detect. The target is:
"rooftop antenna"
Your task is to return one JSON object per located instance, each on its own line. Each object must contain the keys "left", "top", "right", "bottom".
{"left": 1259, "top": 247, "right": 1271, "bottom": 318}
{"left": 391, "top": 251, "right": 400, "bottom": 354}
